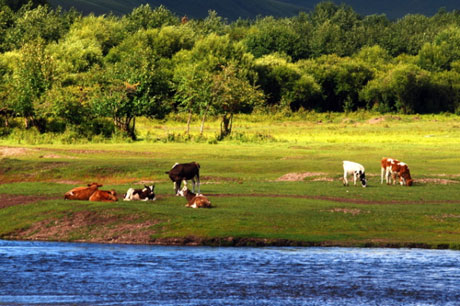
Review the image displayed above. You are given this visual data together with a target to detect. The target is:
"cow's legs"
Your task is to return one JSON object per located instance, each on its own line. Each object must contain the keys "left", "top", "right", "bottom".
{"left": 191, "top": 178, "right": 195, "bottom": 193}
{"left": 196, "top": 175, "right": 200, "bottom": 194}
{"left": 343, "top": 171, "right": 349, "bottom": 186}
{"left": 353, "top": 172, "right": 358, "bottom": 185}
{"left": 381, "top": 167, "right": 385, "bottom": 184}
{"left": 175, "top": 180, "right": 182, "bottom": 196}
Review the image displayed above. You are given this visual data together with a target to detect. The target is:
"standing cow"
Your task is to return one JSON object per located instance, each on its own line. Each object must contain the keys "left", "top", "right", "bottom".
{"left": 343, "top": 161, "right": 367, "bottom": 187}
{"left": 165, "top": 162, "right": 200, "bottom": 195}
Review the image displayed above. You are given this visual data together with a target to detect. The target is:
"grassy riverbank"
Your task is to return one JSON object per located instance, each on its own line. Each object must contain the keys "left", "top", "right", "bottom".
{"left": 1, "top": 113, "right": 459, "bottom": 249}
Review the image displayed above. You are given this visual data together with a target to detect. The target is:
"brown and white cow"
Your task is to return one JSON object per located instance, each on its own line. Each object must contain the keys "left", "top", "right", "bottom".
{"left": 64, "top": 182, "right": 102, "bottom": 200}
{"left": 178, "top": 186, "right": 211, "bottom": 208}
{"left": 398, "top": 162, "right": 413, "bottom": 186}
{"left": 381, "top": 158, "right": 413, "bottom": 186}
{"left": 381, "top": 158, "right": 399, "bottom": 184}
{"left": 89, "top": 190, "right": 118, "bottom": 202}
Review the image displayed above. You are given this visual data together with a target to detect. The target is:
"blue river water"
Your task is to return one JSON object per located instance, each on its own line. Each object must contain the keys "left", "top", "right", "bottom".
{"left": 0, "top": 240, "right": 459, "bottom": 306}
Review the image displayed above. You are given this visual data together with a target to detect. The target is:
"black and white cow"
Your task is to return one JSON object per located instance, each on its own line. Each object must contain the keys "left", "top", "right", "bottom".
{"left": 123, "top": 185, "right": 156, "bottom": 201}
{"left": 165, "top": 162, "right": 200, "bottom": 195}
{"left": 343, "top": 161, "right": 367, "bottom": 187}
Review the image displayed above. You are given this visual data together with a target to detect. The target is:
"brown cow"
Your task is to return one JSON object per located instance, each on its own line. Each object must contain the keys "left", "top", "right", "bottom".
{"left": 64, "top": 183, "right": 102, "bottom": 200}
{"left": 178, "top": 186, "right": 211, "bottom": 208}
{"left": 89, "top": 190, "right": 118, "bottom": 202}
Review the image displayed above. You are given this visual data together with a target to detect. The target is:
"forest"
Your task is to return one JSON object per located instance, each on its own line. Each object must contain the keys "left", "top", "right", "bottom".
{"left": 0, "top": 0, "right": 459, "bottom": 140}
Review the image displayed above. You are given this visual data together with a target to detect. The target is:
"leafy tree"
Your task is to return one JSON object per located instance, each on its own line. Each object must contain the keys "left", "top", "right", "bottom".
{"left": 417, "top": 26, "right": 460, "bottom": 71}
{"left": 93, "top": 29, "right": 173, "bottom": 139}
{"left": 210, "top": 64, "right": 264, "bottom": 138}
{"left": 4, "top": 4, "right": 71, "bottom": 50}
{"left": 123, "top": 4, "right": 179, "bottom": 33}
{"left": 254, "top": 53, "right": 320, "bottom": 110}
{"left": 173, "top": 63, "right": 212, "bottom": 135}
{"left": 7, "top": 39, "right": 54, "bottom": 128}
{"left": 172, "top": 33, "right": 256, "bottom": 135}
{"left": 244, "top": 17, "right": 307, "bottom": 60}
{"left": 299, "top": 55, "right": 373, "bottom": 111}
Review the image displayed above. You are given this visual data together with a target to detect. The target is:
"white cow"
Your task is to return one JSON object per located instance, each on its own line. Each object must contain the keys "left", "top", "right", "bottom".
{"left": 343, "top": 161, "right": 367, "bottom": 187}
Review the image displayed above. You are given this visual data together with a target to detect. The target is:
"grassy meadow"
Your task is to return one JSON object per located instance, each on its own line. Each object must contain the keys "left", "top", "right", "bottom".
{"left": 0, "top": 112, "right": 459, "bottom": 248}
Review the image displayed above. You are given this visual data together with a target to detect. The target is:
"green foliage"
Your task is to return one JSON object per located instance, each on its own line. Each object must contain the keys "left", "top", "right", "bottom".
{"left": 0, "top": 3, "right": 460, "bottom": 141}
{"left": 123, "top": 4, "right": 179, "bottom": 32}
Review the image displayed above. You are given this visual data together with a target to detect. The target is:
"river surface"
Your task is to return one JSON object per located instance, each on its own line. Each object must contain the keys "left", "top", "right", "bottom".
{"left": 0, "top": 240, "right": 459, "bottom": 305}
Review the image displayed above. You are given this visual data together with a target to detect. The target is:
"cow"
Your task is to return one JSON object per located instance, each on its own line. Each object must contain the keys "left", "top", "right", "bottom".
{"left": 89, "top": 189, "right": 118, "bottom": 202}
{"left": 343, "top": 161, "right": 367, "bottom": 187}
{"left": 397, "top": 162, "right": 413, "bottom": 186}
{"left": 165, "top": 162, "right": 200, "bottom": 195}
{"left": 381, "top": 158, "right": 413, "bottom": 186}
{"left": 123, "top": 185, "right": 156, "bottom": 201}
{"left": 64, "top": 182, "right": 102, "bottom": 200}
{"left": 381, "top": 157, "right": 400, "bottom": 184}
{"left": 178, "top": 186, "right": 211, "bottom": 208}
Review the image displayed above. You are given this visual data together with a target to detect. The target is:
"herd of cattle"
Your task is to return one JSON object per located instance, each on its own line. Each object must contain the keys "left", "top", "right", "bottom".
{"left": 64, "top": 162, "right": 210, "bottom": 208}
{"left": 63, "top": 158, "right": 413, "bottom": 207}
{"left": 343, "top": 157, "right": 413, "bottom": 188}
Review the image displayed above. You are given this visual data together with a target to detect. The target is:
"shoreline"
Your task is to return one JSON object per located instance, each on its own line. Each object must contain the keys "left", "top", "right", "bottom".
{"left": 3, "top": 236, "right": 459, "bottom": 250}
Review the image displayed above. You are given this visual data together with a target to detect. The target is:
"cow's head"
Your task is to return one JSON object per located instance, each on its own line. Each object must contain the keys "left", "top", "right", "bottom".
{"left": 359, "top": 171, "right": 367, "bottom": 187}
{"left": 406, "top": 179, "right": 413, "bottom": 186}
{"left": 178, "top": 186, "right": 188, "bottom": 197}
{"left": 88, "top": 182, "right": 103, "bottom": 188}
{"left": 145, "top": 185, "right": 156, "bottom": 200}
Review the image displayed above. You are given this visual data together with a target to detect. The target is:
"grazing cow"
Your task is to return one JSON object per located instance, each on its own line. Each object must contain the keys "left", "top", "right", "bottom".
{"left": 343, "top": 161, "right": 367, "bottom": 187}
{"left": 381, "top": 158, "right": 413, "bottom": 186}
{"left": 64, "top": 182, "right": 102, "bottom": 200}
{"left": 178, "top": 186, "right": 211, "bottom": 208}
{"left": 89, "top": 189, "right": 118, "bottom": 202}
{"left": 397, "top": 162, "right": 413, "bottom": 186}
{"left": 123, "top": 185, "right": 156, "bottom": 201}
{"left": 165, "top": 162, "right": 200, "bottom": 195}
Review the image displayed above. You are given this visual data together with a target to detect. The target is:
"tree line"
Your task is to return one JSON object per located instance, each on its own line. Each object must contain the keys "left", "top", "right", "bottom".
{"left": 0, "top": 1, "right": 459, "bottom": 139}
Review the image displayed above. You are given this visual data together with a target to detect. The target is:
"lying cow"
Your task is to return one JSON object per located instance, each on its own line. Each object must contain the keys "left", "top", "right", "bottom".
{"left": 178, "top": 186, "right": 211, "bottom": 208}
{"left": 89, "top": 189, "right": 118, "bottom": 202}
{"left": 165, "top": 162, "right": 200, "bottom": 195}
{"left": 123, "top": 185, "right": 156, "bottom": 201}
{"left": 343, "top": 161, "right": 367, "bottom": 187}
{"left": 64, "top": 182, "right": 102, "bottom": 200}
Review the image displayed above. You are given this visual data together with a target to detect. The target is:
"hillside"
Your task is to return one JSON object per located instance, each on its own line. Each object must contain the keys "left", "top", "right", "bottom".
{"left": 48, "top": 0, "right": 460, "bottom": 20}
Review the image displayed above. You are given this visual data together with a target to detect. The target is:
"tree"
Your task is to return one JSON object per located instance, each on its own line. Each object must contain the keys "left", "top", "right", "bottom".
{"left": 210, "top": 64, "right": 264, "bottom": 138}
{"left": 254, "top": 53, "right": 320, "bottom": 110}
{"left": 8, "top": 39, "right": 54, "bottom": 128}
{"left": 123, "top": 4, "right": 178, "bottom": 33}
{"left": 417, "top": 26, "right": 460, "bottom": 71}
{"left": 172, "top": 33, "right": 256, "bottom": 135}
{"left": 4, "top": 4, "right": 70, "bottom": 50}
{"left": 173, "top": 63, "right": 212, "bottom": 135}
{"left": 92, "top": 28, "right": 173, "bottom": 139}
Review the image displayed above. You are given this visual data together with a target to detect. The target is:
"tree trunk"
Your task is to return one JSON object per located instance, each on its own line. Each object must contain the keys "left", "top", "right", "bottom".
{"left": 200, "top": 104, "right": 210, "bottom": 136}
{"left": 220, "top": 113, "right": 233, "bottom": 138}
{"left": 186, "top": 110, "right": 192, "bottom": 135}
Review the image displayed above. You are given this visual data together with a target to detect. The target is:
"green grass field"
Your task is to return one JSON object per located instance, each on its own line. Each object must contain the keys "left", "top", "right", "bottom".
{"left": 0, "top": 113, "right": 459, "bottom": 248}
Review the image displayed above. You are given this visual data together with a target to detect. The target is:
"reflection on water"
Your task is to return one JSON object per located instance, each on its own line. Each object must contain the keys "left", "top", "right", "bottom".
{"left": 0, "top": 240, "right": 459, "bottom": 305}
